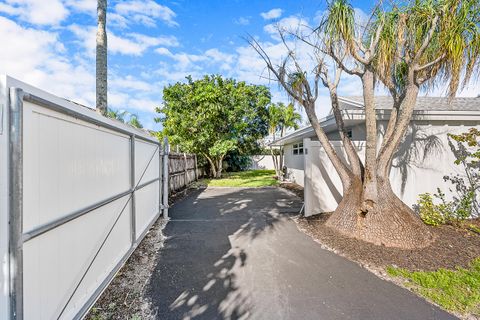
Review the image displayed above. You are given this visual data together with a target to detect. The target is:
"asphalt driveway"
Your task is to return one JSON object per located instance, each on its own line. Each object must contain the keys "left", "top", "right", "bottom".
{"left": 148, "top": 187, "right": 456, "bottom": 320}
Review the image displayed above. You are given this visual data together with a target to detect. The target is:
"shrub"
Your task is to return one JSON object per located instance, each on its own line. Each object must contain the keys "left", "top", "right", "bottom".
{"left": 446, "top": 129, "right": 479, "bottom": 217}
{"left": 224, "top": 151, "right": 253, "bottom": 172}
{"left": 417, "top": 193, "right": 445, "bottom": 226}
{"left": 417, "top": 188, "right": 474, "bottom": 226}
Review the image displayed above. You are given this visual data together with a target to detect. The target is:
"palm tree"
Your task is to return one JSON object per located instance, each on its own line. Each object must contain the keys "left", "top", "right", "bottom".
{"left": 96, "top": 0, "right": 107, "bottom": 115}
{"left": 128, "top": 114, "right": 144, "bottom": 129}
{"left": 268, "top": 103, "right": 282, "bottom": 176}
{"left": 107, "top": 109, "right": 144, "bottom": 129}
{"left": 250, "top": 0, "right": 480, "bottom": 248}
{"left": 268, "top": 102, "right": 301, "bottom": 177}
{"left": 107, "top": 108, "right": 127, "bottom": 122}
{"left": 278, "top": 103, "right": 301, "bottom": 173}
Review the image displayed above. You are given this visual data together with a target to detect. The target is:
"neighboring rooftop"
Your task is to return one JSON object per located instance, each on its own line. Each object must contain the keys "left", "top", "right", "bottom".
{"left": 341, "top": 96, "right": 480, "bottom": 111}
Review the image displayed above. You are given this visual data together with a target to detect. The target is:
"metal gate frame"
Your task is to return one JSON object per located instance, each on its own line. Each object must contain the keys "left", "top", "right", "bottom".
{"left": 8, "top": 87, "right": 170, "bottom": 320}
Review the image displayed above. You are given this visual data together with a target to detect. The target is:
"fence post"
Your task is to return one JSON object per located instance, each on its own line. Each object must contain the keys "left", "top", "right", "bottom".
{"left": 183, "top": 153, "right": 188, "bottom": 186}
{"left": 194, "top": 154, "right": 198, "bottom": 180}
{"left": 162, "top": 137, "right": 170, "bottom": 218}
{"left": 130, "top": 135, "right": 136, "bottom": 244}
{"left": 9, "top": 88, "right": 24, "bottom": 320}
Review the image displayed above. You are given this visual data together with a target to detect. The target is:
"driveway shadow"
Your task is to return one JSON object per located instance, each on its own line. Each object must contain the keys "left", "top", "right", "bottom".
{"left": 147, "top": 187, "right": 302, "bottom": 320}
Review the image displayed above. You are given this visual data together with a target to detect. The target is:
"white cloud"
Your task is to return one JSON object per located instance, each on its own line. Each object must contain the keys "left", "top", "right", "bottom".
{"left": 70, "top": 25, "right": 179, "bottom": 56}
{"left": 108, "top": 13, "right": 129, "bottom": 29}
{"left": 205, "top": 48, "right": 235, "bottom": 64}
{"left": 264, "top": 15, "right": 311, "bottom": 40}
{"left": 111, "top": 75, "right": 154, "bottom": 92}
{"left": 0, "top": 0, "right": 69, "bottom": 25}
{"left": 260, "top": 8, "right": 283, "bottom": 20}
{"left": 155, "top": 48, "right": 206, "bottom": 71}
{"left": 129, "top": 33, "right": 179, "bottom": 47}
{"left": 114, "top": 0, "right": 178, "bottom": 27}
{"left": 154, "top": 47, "right": 238, "bottom": 76}
{"left": 0, "top": 16, "right": 95, "bottom": 106}
{"left": 129, "top": 98, "right": 161, "bottom": 112}
{"left": 234, "top": 17, "right": 250, "bottom": 26}
{"left": 155, "top": 47, "right": 173, "bottom": 56}
{"left": 64, "top": 0, "right": 96, "bottom": 13}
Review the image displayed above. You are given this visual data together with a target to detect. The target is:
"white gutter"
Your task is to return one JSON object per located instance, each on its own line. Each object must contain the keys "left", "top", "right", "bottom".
{"left": 272, "top": 107, "right": 480, "bottom": 146}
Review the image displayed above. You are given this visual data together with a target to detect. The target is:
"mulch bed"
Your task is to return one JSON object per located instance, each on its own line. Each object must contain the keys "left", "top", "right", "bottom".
{"left": 278, "top": 182, "right": 480, "bottom": 271}
{"left": 296, "top": 213, "right": 480, "bottom": 271}
{"left": 279, "top": 181, "right": 304, "bottom": 199}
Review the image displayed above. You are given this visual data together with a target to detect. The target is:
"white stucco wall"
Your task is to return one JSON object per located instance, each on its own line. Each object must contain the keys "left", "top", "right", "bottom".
{"left": 248, "top": 155, "right": 275, "bottom": 170}
{"left": 283, "top": 143, "right": 305, "bottom": 186}
{"left": 303, "top": 121, "right": 480, "bottom": 216}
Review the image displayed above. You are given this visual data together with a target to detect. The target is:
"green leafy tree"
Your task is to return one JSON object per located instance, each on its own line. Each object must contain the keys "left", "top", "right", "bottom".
{"left": 157, "top": 75, "right": 270, "bottom": 178}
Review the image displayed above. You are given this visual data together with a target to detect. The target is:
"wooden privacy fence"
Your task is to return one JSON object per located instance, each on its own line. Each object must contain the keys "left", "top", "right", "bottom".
{"left": 168, "top": 153, "right": 201, "bottom": 193}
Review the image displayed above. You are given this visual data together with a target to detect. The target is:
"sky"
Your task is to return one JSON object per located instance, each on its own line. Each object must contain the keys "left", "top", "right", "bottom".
{"left": 1, "top": 0, "right": 479, "bottom": 131}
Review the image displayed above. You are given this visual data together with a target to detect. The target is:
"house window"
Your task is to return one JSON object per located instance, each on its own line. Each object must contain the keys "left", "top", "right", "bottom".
{"left": 293, "top": 142, "right": 304, "bottom": 155}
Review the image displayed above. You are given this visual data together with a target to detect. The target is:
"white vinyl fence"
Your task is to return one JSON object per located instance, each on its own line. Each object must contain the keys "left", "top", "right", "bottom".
{"left": 248, "top": 155, "right": 275, "bottom": 170}
{"left": 0, "top": 76, "right": 169, "bottom": 320}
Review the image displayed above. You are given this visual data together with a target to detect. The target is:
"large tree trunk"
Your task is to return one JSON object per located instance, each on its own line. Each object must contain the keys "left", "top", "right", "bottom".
{"left": 329, "top": 90, "right": 363, "bottom": 177}
{"left": 204, "top": 154, "right": 217, "bottom": 178}
{"left": 96, "top": 0, "right": 108, "bottom": 115}
{"left": 361, "top": 69, "right": 378, "bottom": 211}
{"left": 216, "top": 157, "right": 224, "bottom": 178}
{"left": 325, "top": 176, "right": 434, "bottom": 248}
{"left": 325, "top": 83, "right": 434, "bottom": 249}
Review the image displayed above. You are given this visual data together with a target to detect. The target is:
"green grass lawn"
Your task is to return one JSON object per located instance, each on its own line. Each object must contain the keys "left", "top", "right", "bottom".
{"left": 201, "top": 170, "right": 278, "bottom": 187}
{"left": 387, "top": 258, "right": 480, "bottom": 316}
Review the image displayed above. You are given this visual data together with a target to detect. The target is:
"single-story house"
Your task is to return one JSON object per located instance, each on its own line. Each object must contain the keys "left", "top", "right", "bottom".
{"left": 272, "top": 96, "right": 480, "bottom": 216}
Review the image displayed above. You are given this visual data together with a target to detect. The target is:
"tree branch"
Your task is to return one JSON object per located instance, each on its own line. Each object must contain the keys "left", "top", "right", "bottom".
{"left": 415, "top": 53, "right": 446, "bottom": 71}
{"left": 329, "top": 44, "right": 364, "bottom": 76}
{"left": 246, "top": 36, "right": 302, "bottom": 102}
{"left": 413, "top": 15, "right": 439, "bottom": 62}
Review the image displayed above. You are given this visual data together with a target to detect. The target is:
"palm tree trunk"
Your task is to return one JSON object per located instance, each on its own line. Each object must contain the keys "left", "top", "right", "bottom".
{"left": 270, "top": 146, "right": 279, "bottom": 176}
{"left": 96, "top": 0, "right": 108, "bottom": 115}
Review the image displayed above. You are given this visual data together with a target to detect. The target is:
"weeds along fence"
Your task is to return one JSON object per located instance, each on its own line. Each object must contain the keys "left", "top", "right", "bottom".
{"left": 168, "top": 153, "right": 202, "bottom": 193}
{"left": 0, "top": 76, "right": 170, "bottom": 320}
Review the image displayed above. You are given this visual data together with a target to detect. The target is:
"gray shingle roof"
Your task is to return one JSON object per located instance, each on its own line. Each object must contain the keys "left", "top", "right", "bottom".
{"left": 342, "top": 96, "right": 480, "bottom": 111}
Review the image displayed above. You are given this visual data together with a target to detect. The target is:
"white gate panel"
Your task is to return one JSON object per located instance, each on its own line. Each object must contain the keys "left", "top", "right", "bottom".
{"left": 23, "top": 101, "right": 131, "bottom": 231}
{"left": 135, "top": 182, "right": 160, "bottom": 241}
{"left": 23, "top": 196, "right": 131, "bottom": 320}
{"left": 1, "top": 76, "right": 169, "bottom": 320}
{"left": 135, "top": 139, "right": 159, "bottom": 185}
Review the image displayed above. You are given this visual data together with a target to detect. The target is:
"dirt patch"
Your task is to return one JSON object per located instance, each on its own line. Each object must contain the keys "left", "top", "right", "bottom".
{"left": 85, "top": 186, "right": 203, "bottom": 320}
{"left": 296, "top": 213, "right": 480, "bottom": 272}
{"left": 86, "top": 218, "right": 167, "bottom": 320}
{"left": 279, "top": 182, "right": 304, "bottom": 200}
